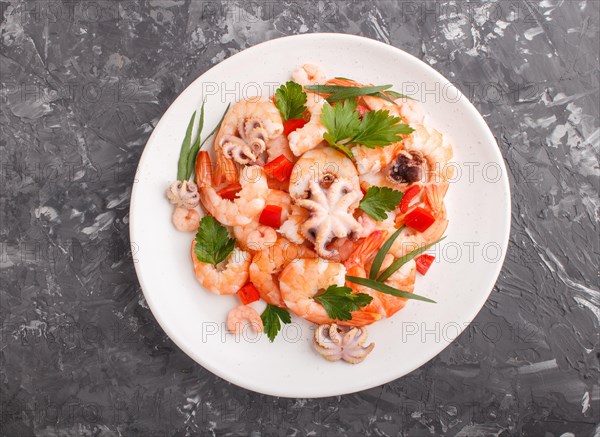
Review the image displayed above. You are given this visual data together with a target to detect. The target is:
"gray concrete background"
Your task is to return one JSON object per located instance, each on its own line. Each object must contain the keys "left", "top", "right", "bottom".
{"left": 1, "top": 1, "right": 599, "bottom": 436}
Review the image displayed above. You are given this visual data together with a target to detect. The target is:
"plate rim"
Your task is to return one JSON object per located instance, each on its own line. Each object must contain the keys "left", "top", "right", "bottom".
{"left": 129, "top": 32, "right": 512, "bottom": 398}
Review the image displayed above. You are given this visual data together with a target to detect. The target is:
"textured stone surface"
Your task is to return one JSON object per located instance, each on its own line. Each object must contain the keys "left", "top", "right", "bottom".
{"left": 1, "top": 1, "right": 599, "bottom": 435}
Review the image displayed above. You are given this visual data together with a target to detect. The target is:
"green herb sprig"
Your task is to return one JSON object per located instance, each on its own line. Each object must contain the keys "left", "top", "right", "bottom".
{"left": 194, "top": 216, "right": 236, "bottom": 266}
{"left": 359, "top": 186, "right": 403, "bottom": 221}
{"left": 176, "top": 101, "right": 231, "bottom": 181}
{"left": 261, "top": 304, "right": 292, "bottom": 342}
{"left": 314, "top": 285, "right": 373, "bottom": 321}
{"left": 304, "top": 84, "right": 414, "bottom": 103}
{"left": 320, "top": 99, "right": 414, "bottom": 158}
{"left": 275, "top": 81, "right": 307, "bottom": 121}
{"left": 344, "top": 226, "right": 446, "bottom": 304}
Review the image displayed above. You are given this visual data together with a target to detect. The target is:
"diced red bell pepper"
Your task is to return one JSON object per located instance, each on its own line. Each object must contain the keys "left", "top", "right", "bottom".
{"left": 404, "top": 207, "right": 436, "bottom": 232}
{"left": 259, "top": 204, "right": 283, "bottom": 229}
{"left": 237, "top": 283, "right": 260, "bottom": 305}
{"left": 283, "top": 118, "right": 307, "bottom": 135}
{"left": 400, "top": 185, "right": 422, "bottom": 213}
{"left": 263, "top": 155, "right": 295, "bottom": 182}
{"left": 356, "top": 104, "right": 370, "bottom": 119}
{"left": 217, "top": 183, "right": 242, "bottom": 200}
{"left": 415, "top": 254, "right": 435, "bottom": 275}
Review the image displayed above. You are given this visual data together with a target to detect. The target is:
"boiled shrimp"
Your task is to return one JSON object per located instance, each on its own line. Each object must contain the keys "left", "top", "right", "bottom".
{"left": 233, "top": 189, "right": 293, "bottom": 251}
{"left": 215, "top": 97, "right": 284, "bottom": 165}
{"left": 287, "top": 92, "right": 327, "bottom": 157}
{"left": 376, "top": 257, "right": 417, "bottom": 317}
{"left": 266, "top": 134, "right": 294, "bottom": 162}
{"left": 191, "top": 242, "right": 251, "bottom": 295}
{"left": 358, "top": 124, "right": 453, "bottom": 196}
{"left": 172, "top": 207, "right": 201, "bottom": 232}
{"left": 279, "top": 258, "right": 382, "bottom": 326}
{"left": 401, "top": 123, "right": 453, "bottom": 185}
{"left": 249, "top": 237, "right": 316, "bottom": 307}
{"left": 227, "top": 305, "right": 264, "bottom": 334}
{"left": 196, "top": 152, "right": 269, "bottom": 226}
{"left": 392, "top": 183, "right": 448, "bottom": 254}
{"left": 353, "top": 141, "right": 406, "bottom": 176}
{"left": 278, "top": 204, "right": 310, "bottom": 244}
{"left": 347, "top": 254, "right": 417, "bottom": 319}
{"left": 292, "top": 64, "right": 326, "bottom": 86}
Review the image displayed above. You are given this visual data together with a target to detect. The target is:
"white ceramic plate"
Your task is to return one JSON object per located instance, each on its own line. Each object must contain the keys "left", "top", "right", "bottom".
{"left": 130, "top": 33, "right": 511, "bottom": 398}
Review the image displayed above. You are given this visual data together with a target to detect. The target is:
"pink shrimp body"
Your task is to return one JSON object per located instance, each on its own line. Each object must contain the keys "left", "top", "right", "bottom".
{"left": 191, "top": 242, "right": 251, "bottom": 295}
{"left": 227, "top": 305, "right": 264, "bottom": 334}
{"left": 279, "top": 258, "right": 381, "bottom": 326}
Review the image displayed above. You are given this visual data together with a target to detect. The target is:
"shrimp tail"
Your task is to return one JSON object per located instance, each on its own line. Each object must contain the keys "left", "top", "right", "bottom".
{"left": 424, "top": 183, "right": 448, "bottom": 214}
{"left": 214, "top": 151, "right": 239, "bottom": 185}
{"left": 344, "top": 231, "right": 387, "bottom": 269}
{"left": 195, "top": 151, "right": 213, "bottom": 188}
{"left": 338, "top": 311, "right": 382, "bottom": 327}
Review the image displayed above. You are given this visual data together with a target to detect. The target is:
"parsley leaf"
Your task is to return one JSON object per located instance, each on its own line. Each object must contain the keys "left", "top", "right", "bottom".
{"left": 194, "top": 216, "right": 236, "bottom": 265}
{"left": 359, "top": 186, "right": 403, "bottom": 221}
{"left": 314, "top": 285, "right": 373, "bottom": 321}
{"left": 353, "top": 110, "right": 414, "bottom": 147}
{"left": 321, "top": 99, "right": 361, "bottom": 157}
{"left": 320, "top": 99, "right": 414, "bottom": 157}
{"left": 275, "top": 81, "right": 307, "bottom": 121}
{"left": 261, "top": 304, "right": 291, "bottom": 342}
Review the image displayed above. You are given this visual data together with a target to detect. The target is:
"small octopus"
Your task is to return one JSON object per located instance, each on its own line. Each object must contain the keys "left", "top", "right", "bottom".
{"left": 313, "top": 323, "right": 375, "bottom": 364}
{"left": 166, "top": 180, "right": 200, "bottom": 209}
{"left": 295, "top": 179, "right": 362, "bottom": 258}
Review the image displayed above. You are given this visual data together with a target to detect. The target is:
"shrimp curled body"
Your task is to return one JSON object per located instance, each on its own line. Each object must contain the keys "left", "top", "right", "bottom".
{"left": 215, "top": 98, "right": 284, "bottom": 165}
{"left": 279, "top": 258, "right": 381, "bottom": 326}
{"left": 288, "top": 92, "right": 327, "bottom": 157}
{"left": 191, "top": 242, "right": 251, "bottom": 295}
{"left": 197, "top": 152, "right": 269, "bottom": 226}
{"left": 172, "top": 207, "right": 201, "bottom": 232}
{"left": 227, "top": 305, "right": 264, "bottom": 334}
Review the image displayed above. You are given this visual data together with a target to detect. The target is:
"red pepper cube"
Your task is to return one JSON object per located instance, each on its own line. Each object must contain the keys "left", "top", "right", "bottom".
{"left": 404, "top": 207, "right": 435, "bottom": 232}
{"left": 259, "top": 204, "right": 283, "bottom": 229}
{"left": 237, "top": 283, "right": 260, "bottom": 305}
{"left": 217, "top": 183, "right": 242, "bottom": 200}
{"left": 263, "top": 155, "right": 295, "bottom": 182}
{"left": 415, "top": 254, "right": 435, "bottom": 275}
{"left": 283, "top": 118, "right": 307, "bottom": 136}
{"left": 399, "top": 184, "right": 422, "bottom": 213}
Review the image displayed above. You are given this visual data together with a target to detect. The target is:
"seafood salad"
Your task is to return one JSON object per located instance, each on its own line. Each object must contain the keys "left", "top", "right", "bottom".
{"left": 166, "top": 64, "right": 452, "bottom": 364}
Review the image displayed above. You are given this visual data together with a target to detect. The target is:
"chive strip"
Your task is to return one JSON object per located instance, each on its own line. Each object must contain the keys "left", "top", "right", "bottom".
{"left": 345, "top": 276, "right": 436, "bottom": 303}
{"left": 382, "top": 90, "right": 415, "bottom": 101}
{"left": 177, "top": 111, "right": 196, "bottom": 181}
{"left": 305, "top": 85, "right": 392, "bottom": 103}
{"left": 199, "top": 102, "right": 230, "bottom": 149}
{"left": 304, "top": 84, "right": 356, "bottom": 93}
{"left": 377, "top": 236, "right": 446, "bottom": 282}
{"left": 369, "top": 225, "right": 405, "bottom": 280}
{"left": 327, "top": 85, "right": 392, "bottom": 102}
{"left": 185, "top": 100, "right": 206, "bottom": 180}
{"left": 373, "top": 91, "right": 397, "bottom": 104}
{"left": 188, "top": 103, "right": 230, "bottom": 181}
